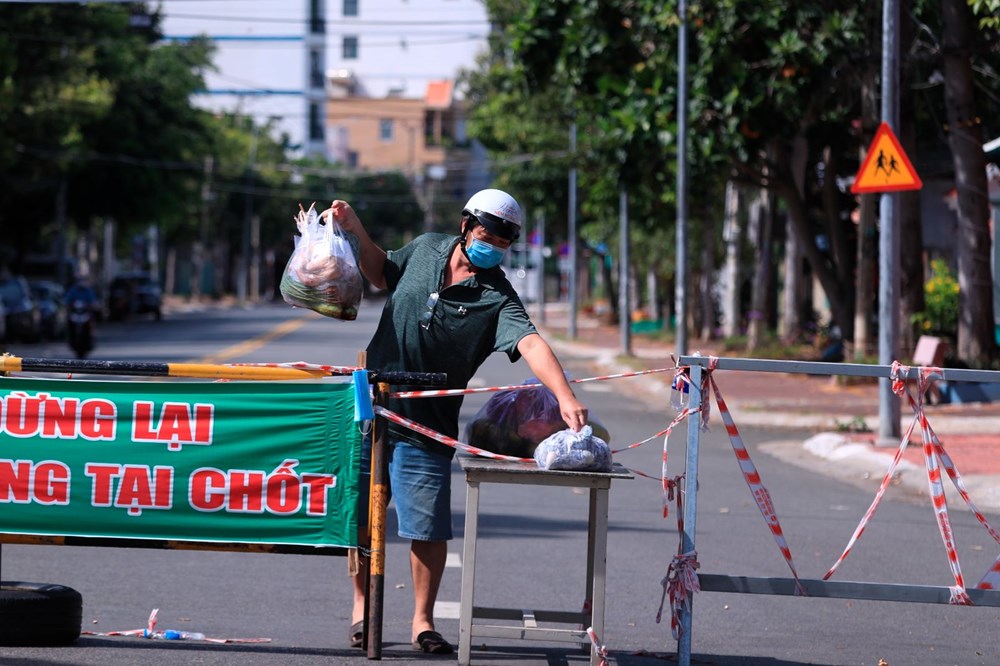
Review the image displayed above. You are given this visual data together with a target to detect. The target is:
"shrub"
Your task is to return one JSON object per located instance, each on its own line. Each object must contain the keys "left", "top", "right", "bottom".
{"left": 910, "top": 258, "right": 959, "bottom": 340}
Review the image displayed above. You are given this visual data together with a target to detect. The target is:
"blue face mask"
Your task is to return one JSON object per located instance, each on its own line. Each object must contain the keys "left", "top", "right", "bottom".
{"left": 465, "top": 237, "right": 507, "bottom": 269}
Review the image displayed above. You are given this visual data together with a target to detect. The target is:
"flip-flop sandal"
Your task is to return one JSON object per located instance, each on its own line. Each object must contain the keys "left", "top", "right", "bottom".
{"left": 412, "top": 629, "right": 454, "bottom": 654}
{"left": 350, "top": 621, "right": 364, "bottom": 648}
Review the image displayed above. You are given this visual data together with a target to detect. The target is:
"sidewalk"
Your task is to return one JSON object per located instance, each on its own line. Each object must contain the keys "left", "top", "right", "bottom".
{"left": 534, "top": 302, "right": 1000, "bottom": 514}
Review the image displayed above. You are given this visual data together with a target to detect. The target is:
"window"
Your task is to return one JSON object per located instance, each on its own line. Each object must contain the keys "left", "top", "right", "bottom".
{"left": 347, "top": 151, "right": 358, "bottom": 168}
{"left": 379, "top": 119, "right": 394, "bottom": 142}
{"left": 343, "top": 0, "right": 358, "bottom": 17}
{"left": 309, "top": 0, "right": 325, "bottom": 33}
{"left": 309, "top": 102, "right": 324, "bottom": 141}
{"left": 309, "top": 50, "right": 324, "bottom": 89}
{"left": 424, "top": 110, "right": 438, "bottom": 146}
{"left": 342, "top": 35, "right": 358, "bottom": 59}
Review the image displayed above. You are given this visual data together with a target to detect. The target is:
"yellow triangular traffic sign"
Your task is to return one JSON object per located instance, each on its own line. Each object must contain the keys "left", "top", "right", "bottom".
{"left": 851, "top": 122, "right": 922, "bottom": 194}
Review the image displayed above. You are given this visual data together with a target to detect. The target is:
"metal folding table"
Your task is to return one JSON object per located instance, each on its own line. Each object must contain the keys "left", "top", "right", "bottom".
{"left": 457, "top": 456, "right": 632, "bottom": 665}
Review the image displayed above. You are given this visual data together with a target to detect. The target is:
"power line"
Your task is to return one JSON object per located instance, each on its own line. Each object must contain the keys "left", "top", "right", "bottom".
{"left": 0, "top": 29, "right": 486, "bottom": 49}
{"left": 165, "top": 12, "right": 490, "bottom": 27}
{"left": 163, "top": 34, "right": 487, "bottom": 48}
{"left": 14, "top": 142, "right": 566, "bottom": 175}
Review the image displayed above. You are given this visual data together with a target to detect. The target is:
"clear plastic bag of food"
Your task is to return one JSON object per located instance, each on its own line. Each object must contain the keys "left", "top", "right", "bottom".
{"left": 533, "top": 425, "right": 612, "bottom": 472}
{"left": 280, "top": 203, "right": 363, "bottom": 320}
{"left": 464, "top": 377, "right": 610, "bottom": 458}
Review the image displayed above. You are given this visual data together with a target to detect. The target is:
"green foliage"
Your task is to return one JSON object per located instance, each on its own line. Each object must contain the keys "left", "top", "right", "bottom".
{"left": 834, "top": 415, "right": 871, "bottom": 433}
{"left": 0, "top": 4, "right": 217, "bottom": 264}
{"left": 910, "top": 258, "right": 960, "bottom": 340}
{"left": 0, "top": 4, "right": 426, "bottom": 287}
{"left": 968, "top": 0, "right": 1000, "bottom": 29}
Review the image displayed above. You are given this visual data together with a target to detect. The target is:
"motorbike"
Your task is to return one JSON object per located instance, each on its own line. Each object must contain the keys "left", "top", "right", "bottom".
{"left": 67, "top": 299, "right": 95, "bottom": 359}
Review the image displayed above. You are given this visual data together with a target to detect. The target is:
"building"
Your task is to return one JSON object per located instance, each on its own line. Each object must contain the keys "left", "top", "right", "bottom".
{"left": 161, "top": 0, "right": 327, "bottom": 157}
{"left": 160, "top": 0, "right": 490, "bottom": 164}
{"left": 322, "top": 0, "right": 493, "bottom": 217}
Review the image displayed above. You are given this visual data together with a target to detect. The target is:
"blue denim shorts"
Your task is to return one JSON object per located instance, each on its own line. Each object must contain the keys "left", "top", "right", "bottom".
{"left": 359, "top": 437, "right": 454, "bottom": 541}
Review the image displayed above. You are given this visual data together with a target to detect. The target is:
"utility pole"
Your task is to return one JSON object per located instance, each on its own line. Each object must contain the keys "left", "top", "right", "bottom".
{"left": 568, "top": 122, "right": 578, "bottom": 339}
{"left": 878, "top": 0, "right": 901, "bottom": 443}
{"left": 536, "top": 211, "right": 546, "bottom": 326}
{"left": 239, "top": 124, "right": 261, "bottom": 307}
{"left": 675, "top": 0, "right": 689, "bottom": 356}
{"left": 619, "top": 183, "right": 632, "bottom": 356}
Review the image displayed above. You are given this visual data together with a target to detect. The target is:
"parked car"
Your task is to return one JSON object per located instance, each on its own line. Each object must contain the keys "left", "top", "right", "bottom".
{"left": 0, "top": 275, "right": 42, "bottom": 342}
{"left": 29, "top": 279, "right": 68, "bottom": 340}
{"left": 107, "top": 272, "right": 162, "bottom": 321}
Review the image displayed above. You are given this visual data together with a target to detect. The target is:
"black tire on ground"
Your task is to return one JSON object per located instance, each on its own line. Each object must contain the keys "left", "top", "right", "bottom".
{"left": 0, "top": 581, "right": 82, "bottom": 646}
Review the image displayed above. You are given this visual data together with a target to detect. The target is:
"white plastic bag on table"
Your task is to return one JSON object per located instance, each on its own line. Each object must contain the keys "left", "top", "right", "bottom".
{"left": 534, "top": 425, "right": 612, "bottom": 472}
{"left": 280, "top": 202, "right": 363, "bottom": 320}
{"left": 464, "top": 376, "right": 611, "bottom": 459}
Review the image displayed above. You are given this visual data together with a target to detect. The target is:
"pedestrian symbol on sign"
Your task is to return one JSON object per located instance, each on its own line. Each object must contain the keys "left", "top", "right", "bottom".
{"left": 851, "top": 122, "right": 922, "bottom": 194}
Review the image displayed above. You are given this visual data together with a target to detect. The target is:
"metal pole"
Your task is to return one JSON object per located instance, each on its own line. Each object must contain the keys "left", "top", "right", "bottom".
{"left": 238, "top": 125, "right": 260, "bottom": 307}
{"left": 367, "top": 383, "right": 390, "bottom": 659}
{"left": 537, "top": 211, "right": 546, "bottom": 326}
{"left": 619, "top": 183, "right": 632, "bottom": 356}
{"left": 568, "top": 123, "right": 579, "bottom": 339}
{"left": 877, "top": 0, "right": 901, "bottom": 443}
{"left": 677, "top": 362, "right": 703, "bottom": 666}
{"left": 675, "top": 0, "right": 689, "bottom": 356}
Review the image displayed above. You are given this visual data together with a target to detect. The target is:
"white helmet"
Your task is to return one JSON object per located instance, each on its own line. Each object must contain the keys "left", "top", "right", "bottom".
{"left": 463, "top": 188, "right": 521, "bottom": 240}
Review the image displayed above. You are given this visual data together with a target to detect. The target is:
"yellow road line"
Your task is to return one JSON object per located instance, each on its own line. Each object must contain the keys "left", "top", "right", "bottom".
{"left": 195, "top": 317, "right": 311, "bottom": 365}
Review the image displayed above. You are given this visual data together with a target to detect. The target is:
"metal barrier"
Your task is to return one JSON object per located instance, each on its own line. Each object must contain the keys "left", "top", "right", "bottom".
{"left": 674, "top": 355, "right": 1000, "bottom": 666}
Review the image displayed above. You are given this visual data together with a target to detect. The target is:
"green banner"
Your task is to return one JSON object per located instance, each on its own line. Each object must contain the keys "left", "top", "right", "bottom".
{"left": 0, "top": 377, "right": 360, "bottom": 548}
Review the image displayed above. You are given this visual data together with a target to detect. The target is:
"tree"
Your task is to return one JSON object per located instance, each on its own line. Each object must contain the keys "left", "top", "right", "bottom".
{"left": 0, "top": 4, "right": 218, "bottom": 273}
{"left": 940, "top": 0, "right": 995, "bottom": 363}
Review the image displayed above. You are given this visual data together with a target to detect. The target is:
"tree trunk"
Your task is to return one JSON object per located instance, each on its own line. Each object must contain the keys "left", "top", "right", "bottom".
{"left": 822, "top": 145, "right": 854, "bottom": 290}
{"left": 747, "top": 188, "right": 775, "bottom": 352}
{"left": 899, "top": 0, "right": 925, "bottom": 357}
{"left": 773, "top": 166, "right": 853, "bottom": 338}
{"left": 780, "top": 136, "right": 809, "bottom": 341}
{"left": 700, "top": 201, "right": 716, "bottom": 341}
{"left": 721, "top": 181, "right": 742, "bottom": 338}
{"left": 646, "top": 267, "right": 661, "bottom": 322}
{"left": 940, "top": 0, "right": 994, "bottom": 363}
{"left": 853, "top": 68, "right": 878, "bottom": 359}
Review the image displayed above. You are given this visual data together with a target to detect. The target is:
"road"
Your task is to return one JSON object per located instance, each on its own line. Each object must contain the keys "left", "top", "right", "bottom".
{"left": 2, "top": 298, "right": 999, "bottom": 665}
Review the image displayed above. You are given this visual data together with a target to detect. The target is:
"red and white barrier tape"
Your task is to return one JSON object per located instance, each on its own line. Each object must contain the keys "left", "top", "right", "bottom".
{"left": 231, "top": 361, "right": 360, "bottom": 374}
{"left": 896, "top": 379, "right": 1000, "bottom": 591}
{"left": 656, "top": 550, "right": 700, "bottom": 640}
{"left": 704, "top": 356, "right": 806, "bottom": 595}
{"left": 388, "top": 367, "right": 673, "bottom": 399}
{"left": 824, "top": 363, "right": 979, "bottom": 604}
{"left": 659, "top": 406, "right": 700, "bottom": 518}
{"left": 895, "top": 363, "right": 971, "bottom": 604}
{"left": 375, "top": 402, "right": 700, "bottom": 470}
{"left": 981, "top": 555, "right": 1000, "bottom": 590}
{"left": 822, "top": 410, "right": 921, "bottom": 580}
{"left": 373, "top": 405, "right": 533, "bottom": 462}
{"left": 81, "top": 608, "right": 271, "bottom": 644}
{"left": 586, "top": 626, "right": 609, "bottom": 666}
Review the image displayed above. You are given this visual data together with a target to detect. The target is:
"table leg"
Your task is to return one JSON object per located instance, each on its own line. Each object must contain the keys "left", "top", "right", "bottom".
{"left": 458, "top": 478, "right": 481, "bottom": 666}
{"left": 589, "top": 486, "right": 610, "bottom": 666}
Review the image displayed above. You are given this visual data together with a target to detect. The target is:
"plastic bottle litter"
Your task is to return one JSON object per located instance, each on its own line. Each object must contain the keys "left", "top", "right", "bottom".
{"left": 143, "top": 628, "right": 206, "bottom": 640}
{"left": 164, "top": 630, "right": 206, "bottom": 640}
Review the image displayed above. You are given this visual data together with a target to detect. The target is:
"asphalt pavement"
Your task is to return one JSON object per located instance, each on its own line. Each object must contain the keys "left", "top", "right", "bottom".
{"left": 3, "top": 296, "right": 999, "bottom": 665}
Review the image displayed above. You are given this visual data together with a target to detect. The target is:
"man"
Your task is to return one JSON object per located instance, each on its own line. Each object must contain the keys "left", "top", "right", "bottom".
{"left": 64, "top": 272, "right": 99, "bottom": 310}
{"left": 327, "top": 188, "right": 588, "bottom": 655}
